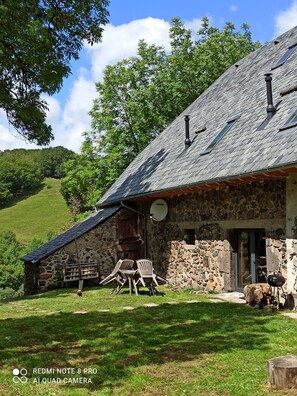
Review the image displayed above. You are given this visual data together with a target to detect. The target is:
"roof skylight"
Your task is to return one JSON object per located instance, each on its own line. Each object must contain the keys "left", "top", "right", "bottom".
{"left": 279, "top": 109, "right": 297, "bottom": 131}
{"left": 272, "top": 43, "right": 297, "bottom": 70}
{"left": 201, "top": 118, "right": 237, "bottom": 155}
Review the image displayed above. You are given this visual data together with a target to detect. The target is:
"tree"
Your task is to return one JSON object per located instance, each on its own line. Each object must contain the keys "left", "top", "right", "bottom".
{"left": 0, "top": 147, "right": 76, "bottom": 178}
{"left": 0, "top": 231, "right": 47, "bottom": 299}
{"left": 0, "top": 231, "right": 25, "bottom": 292}
{"left": 61, "top": 140, "right": 110, "bottom": 215}
{"left": 36, "top": 146, "right": 76, "bottom": 178}
{"left": 0, "top": 0, "right": 109, "bottom": 145}
{"left": 0, "top": 158, "right": 43, "bottom": 205}
{"left": 88, "top": 40, "right": 168, "bottom": 169}
{"left": 64, "top": 17, "right": 261, "bottom": 214}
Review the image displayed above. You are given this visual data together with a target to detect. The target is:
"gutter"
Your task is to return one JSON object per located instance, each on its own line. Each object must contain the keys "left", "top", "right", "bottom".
{"left": 120, "top": 201, "right": 148, "bottom": 258}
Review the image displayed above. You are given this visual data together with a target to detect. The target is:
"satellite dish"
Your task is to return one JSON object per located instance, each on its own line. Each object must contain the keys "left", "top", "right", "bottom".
{"left": 150, "top": 199, "right": 168, "bottom": 221}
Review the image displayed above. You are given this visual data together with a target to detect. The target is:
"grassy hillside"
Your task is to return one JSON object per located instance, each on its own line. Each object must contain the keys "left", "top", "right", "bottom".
{"left": 0, "top": 178, "right": 73, "bottom": 244}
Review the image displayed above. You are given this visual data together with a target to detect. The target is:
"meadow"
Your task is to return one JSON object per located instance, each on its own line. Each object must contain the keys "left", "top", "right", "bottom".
{"left": 0, "top": 285, "right": 296, "bottom": 396}
{"left": 0, "top": 178, "right": 72, "bottom": 244}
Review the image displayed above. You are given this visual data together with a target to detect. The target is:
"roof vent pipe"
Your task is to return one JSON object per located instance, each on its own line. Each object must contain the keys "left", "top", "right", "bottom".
{"left": 264, "top": 73, "right": 276, "bottom": 119}
{"left": 184, "top": 115, "right": 191, "bottom": 148}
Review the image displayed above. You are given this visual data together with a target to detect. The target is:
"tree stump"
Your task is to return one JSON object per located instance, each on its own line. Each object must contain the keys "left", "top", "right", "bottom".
{"left": 268, "top": 355, "right": 297, "bottom": 389}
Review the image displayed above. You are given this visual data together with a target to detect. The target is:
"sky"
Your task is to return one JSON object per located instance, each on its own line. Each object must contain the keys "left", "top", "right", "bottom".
{"left": 1, "top": 0, "right": 297, "bottom": 153}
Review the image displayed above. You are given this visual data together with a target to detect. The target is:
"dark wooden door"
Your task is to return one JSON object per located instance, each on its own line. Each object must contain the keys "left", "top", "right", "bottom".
{"left": 116, "top": 212, "right": 143, "bottom": 261}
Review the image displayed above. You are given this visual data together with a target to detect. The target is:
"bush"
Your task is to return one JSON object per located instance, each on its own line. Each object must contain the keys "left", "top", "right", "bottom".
{"left": 0, "top": 231, "right": 25, "bottom": 292}
{"left": 0, "top": 287, "right": 19, "bottom": 301}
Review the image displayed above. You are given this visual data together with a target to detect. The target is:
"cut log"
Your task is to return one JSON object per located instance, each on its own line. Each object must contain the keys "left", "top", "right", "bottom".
{"left": 268, "top": 355, "right": 297, "bottom": 389}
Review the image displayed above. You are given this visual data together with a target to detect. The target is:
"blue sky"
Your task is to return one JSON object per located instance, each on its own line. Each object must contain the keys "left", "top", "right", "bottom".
{"left": 1, "top": 0, "right": 297, "bottom": 153}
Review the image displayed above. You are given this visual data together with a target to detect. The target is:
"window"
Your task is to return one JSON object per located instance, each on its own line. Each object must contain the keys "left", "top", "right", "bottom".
{"left": 272, "top": 43, "right": 297, "bottom": 70}
{"left": 279, "top": 109, "right": 297, "bottom": 131}
{"left": 201, "top": 118, "right": 237, "bottom": 155}
{"left": 184, "top": 229, "right": 195, "bottom": 245}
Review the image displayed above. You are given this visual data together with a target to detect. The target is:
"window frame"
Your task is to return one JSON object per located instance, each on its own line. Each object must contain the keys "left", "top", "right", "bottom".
{"left": 279, "top": 109, "right": 297, "bottom": 131}
{"left": 271, "top": 43, "right": 297, "bottom": 70}
{"left": 201, "top": 117, "right": 238, "bottom": 155}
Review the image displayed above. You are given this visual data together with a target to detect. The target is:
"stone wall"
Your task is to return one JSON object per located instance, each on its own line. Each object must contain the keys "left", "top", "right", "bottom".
{"left": 25, "top": 179, "right": 291, "bottom": 294}
{"left": 286, "top": 175, "right": 297, "bottom": 292}
{"left": 143, "top": 180, "right": 286, "bottom": 291}
{"left": 32, "top": 211, "right": 120, "bottom": 293}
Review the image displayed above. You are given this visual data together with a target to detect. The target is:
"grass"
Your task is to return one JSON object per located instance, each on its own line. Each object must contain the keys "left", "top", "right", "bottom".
{"left": 0, "top": 178, "right": 72, "bottom": 243}
{"left": 0, "top": 286, "right": 296, "bottom": 396}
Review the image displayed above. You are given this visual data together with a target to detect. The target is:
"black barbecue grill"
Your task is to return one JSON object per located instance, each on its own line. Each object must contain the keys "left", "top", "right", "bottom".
{"left": 267, "top": 272, "right": 286, "bottom": 308}
{"left": 267, "top": 273, "right": 286, "bottom": 287}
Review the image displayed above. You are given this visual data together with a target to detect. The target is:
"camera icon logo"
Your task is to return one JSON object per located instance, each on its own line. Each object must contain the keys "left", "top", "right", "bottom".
{"left": 12, "top": 368, "right": 28, "bottom": 384}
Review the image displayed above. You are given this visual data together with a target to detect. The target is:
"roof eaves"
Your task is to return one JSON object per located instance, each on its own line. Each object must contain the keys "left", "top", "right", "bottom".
{"left": 98, "top": 162, "right": 297, "bottom": 207}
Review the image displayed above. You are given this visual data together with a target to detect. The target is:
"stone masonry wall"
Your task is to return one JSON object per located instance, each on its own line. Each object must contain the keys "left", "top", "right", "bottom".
{"left": 145, "top": 180, "right": 286, "bottom": 291}
{"left": 36, "top": 212, "right": 120, "bottom": 292}
{"left": 31, "top": 180, "right": 288, "bottom": 293}
{"left": 285, "top": 175, "right": 297, "bottom": 293}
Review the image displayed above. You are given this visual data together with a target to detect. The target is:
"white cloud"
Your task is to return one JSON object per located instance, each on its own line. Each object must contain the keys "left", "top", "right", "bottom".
{"left": 86, "top": 17, "right": 171, "bottom": 81}
{"left": 56, "top": 71, "right": 97, "bottom": 152}
{"left": 0, "top": 109, "right": 40, "bottom": 151}
{"left": 185, "top": 18, "right": 203, "bottom": 33}
{"left": 275, "top": 1, "right": 297, "bottom": 36}
{"left": 42, "top": 95, "right": 62, "bottom": 127}
{"left": 229, "top": 5, "right": 238, "bottom": 12}
{"left": 0, "top": 17, "right": 202, "bottom": 153}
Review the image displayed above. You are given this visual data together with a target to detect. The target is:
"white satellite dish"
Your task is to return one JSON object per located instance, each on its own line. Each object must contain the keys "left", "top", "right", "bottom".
{"left": 150, "top": 199, "right": 168, "bottom": 221}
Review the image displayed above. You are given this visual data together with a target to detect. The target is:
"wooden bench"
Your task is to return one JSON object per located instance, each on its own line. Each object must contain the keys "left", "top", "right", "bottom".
{"left": 63, "top": 262, "right": 100, "bottom": 287}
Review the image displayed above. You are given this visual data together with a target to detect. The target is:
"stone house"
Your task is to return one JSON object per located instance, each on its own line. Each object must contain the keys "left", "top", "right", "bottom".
{"left": 23, "top": 26, "right": 297, "bottom": 295}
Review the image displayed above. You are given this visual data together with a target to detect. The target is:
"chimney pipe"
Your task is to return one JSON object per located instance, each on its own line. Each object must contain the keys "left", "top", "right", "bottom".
{"left": 264, "top": 73, "right": 276, "bottom": 119}
{"left": 184, "top": 115, "right": 191, "bottom": 148}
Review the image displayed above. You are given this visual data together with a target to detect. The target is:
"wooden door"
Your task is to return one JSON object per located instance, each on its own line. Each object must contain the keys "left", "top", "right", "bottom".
{"left": 116, "top": 212, "right": 143, "bottom": 261}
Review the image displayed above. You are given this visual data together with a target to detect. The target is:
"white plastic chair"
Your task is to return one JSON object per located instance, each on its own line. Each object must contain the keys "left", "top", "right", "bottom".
{"left": 135, "top": 259, "right": 167, "bottom": 295}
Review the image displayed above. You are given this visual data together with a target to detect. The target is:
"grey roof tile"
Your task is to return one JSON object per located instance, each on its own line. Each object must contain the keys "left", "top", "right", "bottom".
{"left": 22, "top": 205, "right": 121, "bottom": 263}
{"left": 99, "top": 26, "right": 297, "bottom": 206}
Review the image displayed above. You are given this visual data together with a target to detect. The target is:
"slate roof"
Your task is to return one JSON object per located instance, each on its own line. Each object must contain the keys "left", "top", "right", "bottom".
{"left": 99, "top": 26, "right": 297, "bottom": 207}
{"left": 22, "top": 205, "right": 121, "bottom": 263}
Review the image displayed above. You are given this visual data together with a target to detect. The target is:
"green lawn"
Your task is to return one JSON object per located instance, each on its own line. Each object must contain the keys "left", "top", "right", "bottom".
{"left": 0, "top": 286, "right": 296, "bottom": 396}
{"left": 0, "top": 178, "right": 72, "bottom": 244}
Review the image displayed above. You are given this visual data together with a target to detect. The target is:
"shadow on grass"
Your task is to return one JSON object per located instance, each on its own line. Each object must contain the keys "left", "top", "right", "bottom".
{"left": 22, "top": 284, "right": 164, "bottom": 300}
{"left": 0, "top": 300, "right": 272, "bottom": 392}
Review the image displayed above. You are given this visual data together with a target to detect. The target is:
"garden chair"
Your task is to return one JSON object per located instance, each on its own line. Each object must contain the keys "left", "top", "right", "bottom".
{"left": 100, "top": 259, "right": 135, "bottom": 294}
{"left": 99, "top": 259, "right": 123, "bottom": 291}
{"left": 135, "top": 259, "right": 167, "bottom": 296}
{"left": 119, "top": 259, "right": 134, "bottom": 271}
{"left": 116, "top": 259, "right": 136, "bottom": 294}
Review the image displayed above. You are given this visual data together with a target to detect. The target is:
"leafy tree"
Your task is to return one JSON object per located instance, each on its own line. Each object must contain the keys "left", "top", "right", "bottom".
{"left": 0, "top": 147, "right": 76, "bottom": 178}
{"left": 88, "top": 40, "right": 167, "bottom": 170}
{"left": 0, "top": 158, "right": 43, "bottom": 204}
{"left": 0, "top": 181, "right": 12, "bottom": 206}
{"left": 36, "top": 147, "right": 76, "bottom": 178}
{"left": 0, "top": 231, "right": 48, "bottom": 299}
{"left": 64, "top": 17, "right": 261, "bottom": 214}
{"left": 0, "top": 0, "right": 109, "bottom": 145}
{"left": 0, "top": 231, "right": 25, "bottom": 292}
{"left": 61, "top": 146, "right": 108, "bottom": 215}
